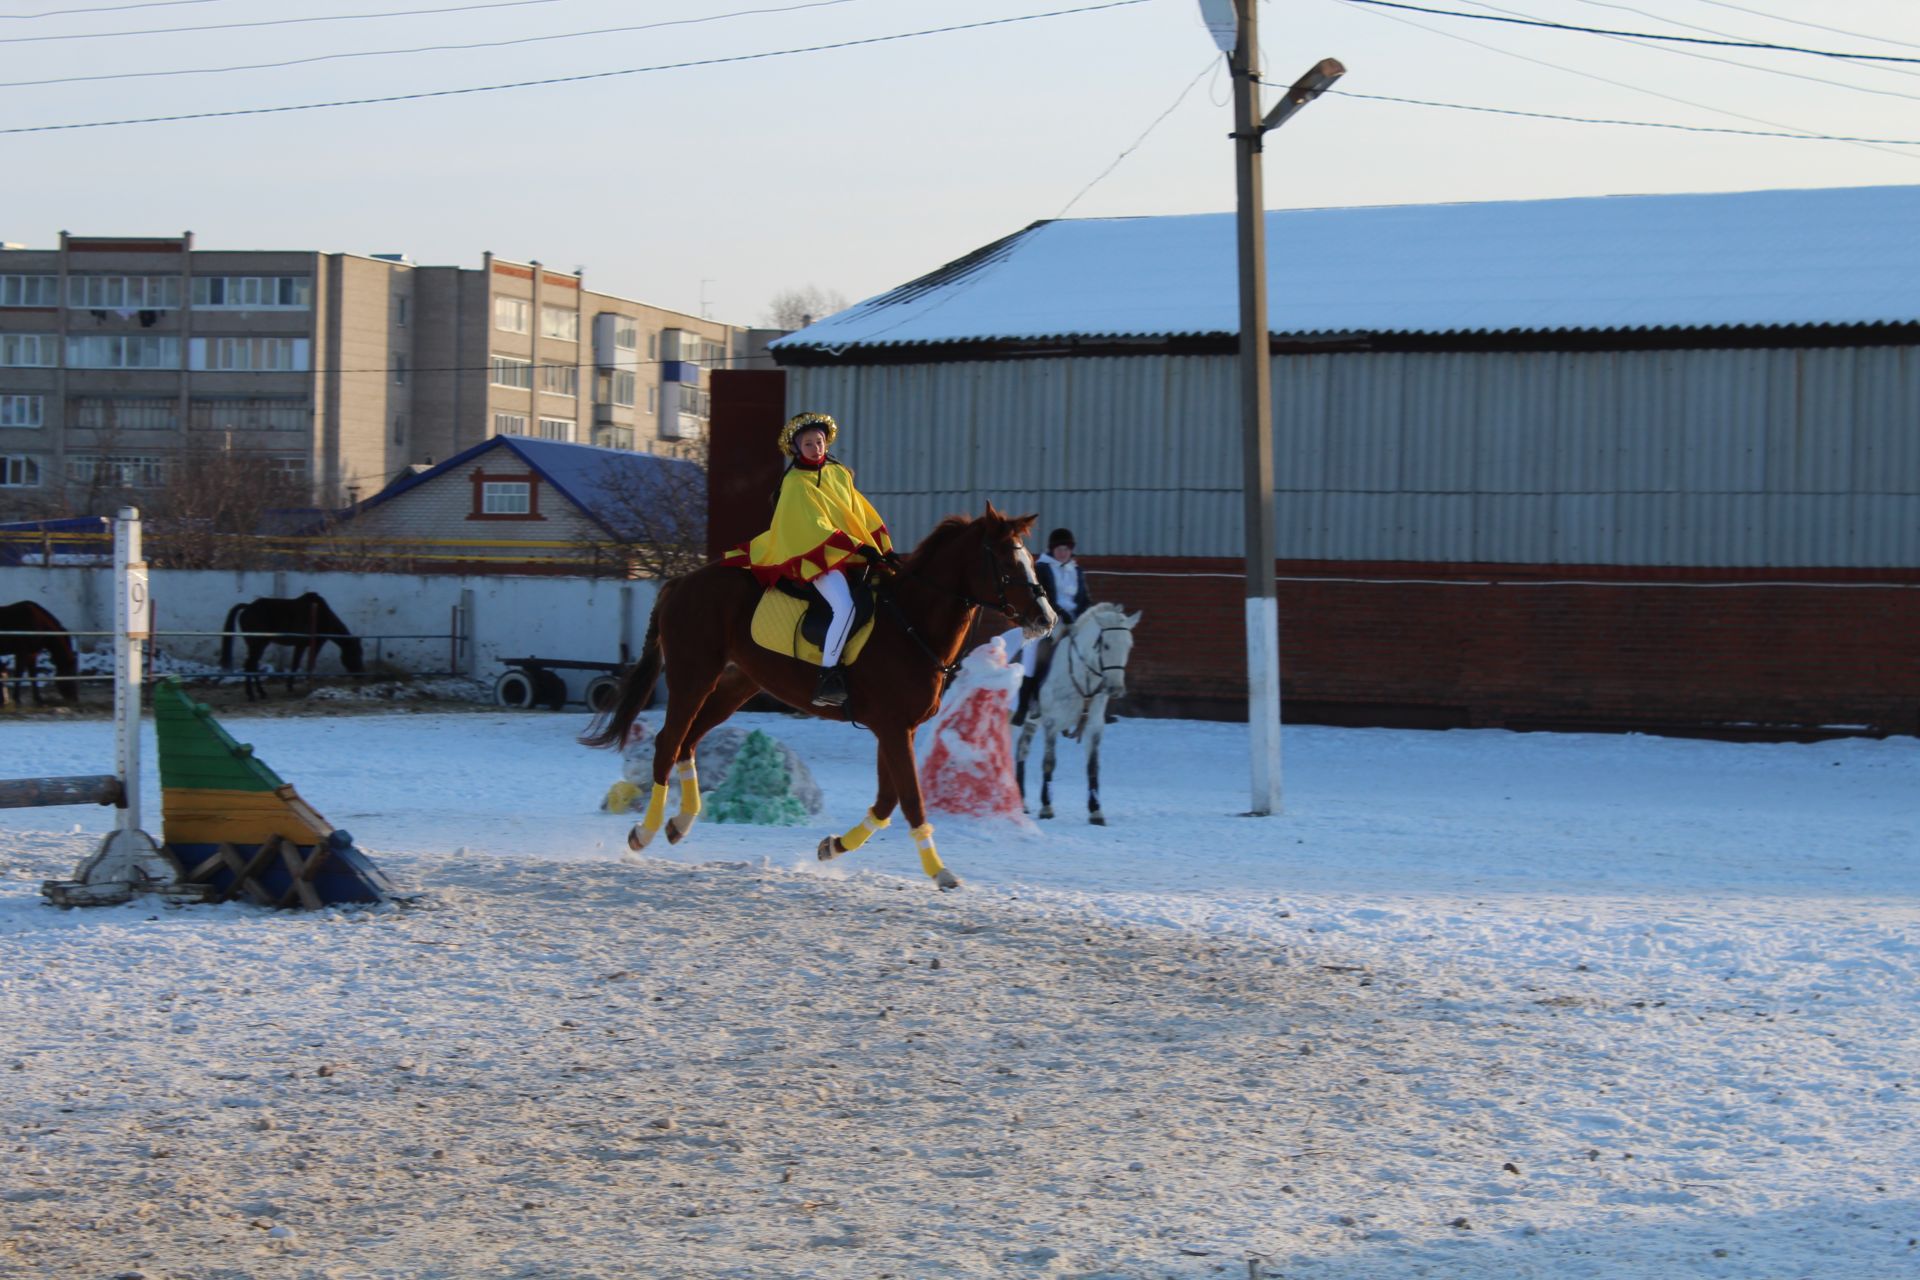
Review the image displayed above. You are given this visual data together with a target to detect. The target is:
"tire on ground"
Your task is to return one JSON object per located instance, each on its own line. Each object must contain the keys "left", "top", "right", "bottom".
{"left": 494, "top": 669, "right": 537, "bottom": 709}
{"left": 585, "top": 674, "right": 621, "bottom": 715}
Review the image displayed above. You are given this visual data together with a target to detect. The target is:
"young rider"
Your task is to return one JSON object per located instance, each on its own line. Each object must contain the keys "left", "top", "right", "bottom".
{"left": 727, "top": 411, "right": 893, "bottom": 708}
{"left": 1013, "top": 526, "right": 1093, "bottom": 724}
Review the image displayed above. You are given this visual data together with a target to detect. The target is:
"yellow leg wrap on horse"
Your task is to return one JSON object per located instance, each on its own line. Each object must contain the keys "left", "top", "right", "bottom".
{"left": 675, "top": 759, "right": 701, "bottom": 817}
{"left": 640, "top": 781, "right": 669, "bottom": 833}
{"left": 838, "top": 809, "right": 891, "bottom": 853}
{"left": 911, "top": 821, "right": 944, "bottom": 880}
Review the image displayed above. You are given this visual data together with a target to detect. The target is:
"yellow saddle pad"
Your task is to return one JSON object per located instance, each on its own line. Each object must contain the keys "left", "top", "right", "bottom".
{"left": 749, "top": 587, "right": 876, "bottom": 666}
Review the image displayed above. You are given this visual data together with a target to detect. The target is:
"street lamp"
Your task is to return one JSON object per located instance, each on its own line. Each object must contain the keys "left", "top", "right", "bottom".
{"left": 1200, "top": 0, "right": 1344, "bottom": 815}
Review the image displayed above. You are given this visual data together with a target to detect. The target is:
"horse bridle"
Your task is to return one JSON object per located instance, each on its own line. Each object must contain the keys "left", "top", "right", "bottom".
{"left": 1065, "top": 618, "right": 1130, "bottom": 701}
{"left": 877, "top": 539, "right": 1044, "bottom": 685}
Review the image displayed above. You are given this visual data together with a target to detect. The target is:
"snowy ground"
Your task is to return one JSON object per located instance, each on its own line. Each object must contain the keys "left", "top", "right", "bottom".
{"left": 1, "top": 701, "right": 1916, "bottom": 1279}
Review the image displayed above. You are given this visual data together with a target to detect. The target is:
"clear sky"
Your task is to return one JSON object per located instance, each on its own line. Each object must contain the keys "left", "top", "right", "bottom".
{"left": 5, "top": 0, "right": 1917, "bottom": 327}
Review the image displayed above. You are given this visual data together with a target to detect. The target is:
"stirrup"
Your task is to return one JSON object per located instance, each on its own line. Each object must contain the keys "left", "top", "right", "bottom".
{"left": 811, "top": 665, "right": 848, "bottom": 707}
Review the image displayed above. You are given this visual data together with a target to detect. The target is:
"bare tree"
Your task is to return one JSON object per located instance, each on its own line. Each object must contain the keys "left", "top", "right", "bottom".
{"left": 142, "top": 438, "right": 307, "bottom": 570}
{"left": 572, "top": 441, "right": 711, "bottom": 579}
{"left": 764, "top": 285, "right": 849, "bottom": 331}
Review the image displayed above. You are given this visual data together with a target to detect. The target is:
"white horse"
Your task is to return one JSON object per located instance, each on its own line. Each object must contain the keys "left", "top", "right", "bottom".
{"left": 1015, "top": 602, "right": 1141, "bottom": 825}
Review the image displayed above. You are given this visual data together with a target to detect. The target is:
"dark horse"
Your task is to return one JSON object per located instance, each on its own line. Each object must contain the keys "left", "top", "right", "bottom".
{"left": 582, "top": 505, "right": 1057, "bottom": 890}
{"left": 221, "top": 592, "right": 365, "bottom": 700}
{"left": 0, "top": 601, "right": 81, "bottom": 708}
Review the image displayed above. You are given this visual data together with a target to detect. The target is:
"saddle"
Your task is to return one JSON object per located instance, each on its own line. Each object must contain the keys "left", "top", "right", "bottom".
{"left": 750, "top": 569, "right": 878, "bottom": 666}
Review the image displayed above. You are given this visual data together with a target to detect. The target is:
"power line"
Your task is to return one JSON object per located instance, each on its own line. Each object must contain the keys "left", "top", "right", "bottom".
{"left": 1452, "top": 0, "right": 1920, "bottom": 105}
{"left": 0, "top": 0, "right": 1150, "bottom": 135}
{"left": 1336, "top": 0, "right": 1920, "bottom": 65}
{"left": 0, "top": 0, "right": 864, "bottom": 90}
{"left": 1684, "top": 0, "right": 1920, "bottom": 55}
{"left": 1335, "top": 0, "right": 1920, "bottom": 164}
{"left": 1560, "top": 0, "right": 1920, "bottom": 84}
{"left": 2, "top": 0, "right": 217, "bottom": 17}
{"left": 0, "top": 0, "right": 571, "bottom": 44}
{"left": 1329, "top": 88, "right": 1920, "bottom": 146}
{"left": 1056, "top": 55, "right": 1216, "bottom": 218}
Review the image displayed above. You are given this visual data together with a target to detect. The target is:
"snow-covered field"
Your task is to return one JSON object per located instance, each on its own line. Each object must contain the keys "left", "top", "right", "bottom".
{"left": 2, "top": 702, "right": 1915, "bottom": 1279}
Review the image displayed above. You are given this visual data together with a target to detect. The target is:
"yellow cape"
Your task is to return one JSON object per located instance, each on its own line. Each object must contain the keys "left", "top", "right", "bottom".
{"left": 725, "top": 461, "right": 893, "bottom": 587}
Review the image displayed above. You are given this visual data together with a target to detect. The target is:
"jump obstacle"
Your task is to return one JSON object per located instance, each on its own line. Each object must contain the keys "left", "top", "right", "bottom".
{"left": 22, "top": 509, "right": 391, "bottom": 909}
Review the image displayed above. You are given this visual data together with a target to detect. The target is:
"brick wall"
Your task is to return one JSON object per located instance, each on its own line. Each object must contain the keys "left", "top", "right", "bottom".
{"left": 1077, "top": 556, "right": 1920, "bottom": 738}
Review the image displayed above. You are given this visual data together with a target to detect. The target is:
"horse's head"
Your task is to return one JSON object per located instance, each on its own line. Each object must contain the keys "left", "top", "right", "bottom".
{"left": 335, "top": 635, "right": 366, "bottom": 673}
{"left": 969, "top": 504, "right": 1056, "bottom": 639}
{"left": 1075, "top": 603, "right": 1141, "bottom": 701}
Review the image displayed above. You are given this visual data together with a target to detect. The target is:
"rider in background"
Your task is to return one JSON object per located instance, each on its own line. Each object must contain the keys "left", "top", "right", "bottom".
{"left": 725, "top": 411, "right": 892, "bottom": 708}
{"left": 1012, "top": 527, "right": 1093, "bottom": 725}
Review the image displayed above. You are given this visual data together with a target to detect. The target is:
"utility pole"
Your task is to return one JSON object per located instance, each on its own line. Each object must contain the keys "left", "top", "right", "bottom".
{"left": 1201, "top": 0, "right": 1344, "bottom": 815}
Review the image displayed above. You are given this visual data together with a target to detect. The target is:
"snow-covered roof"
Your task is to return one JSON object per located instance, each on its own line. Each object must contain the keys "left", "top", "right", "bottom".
{"left": 773, "top": 185, "right": 1920, "bottom": 353}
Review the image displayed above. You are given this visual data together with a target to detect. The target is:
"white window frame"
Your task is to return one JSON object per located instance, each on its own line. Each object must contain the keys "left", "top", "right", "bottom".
{"left": 536, "top": 417, "right": 575, "bottom": 442}
{"left": 482, "top": 480, "right": 530, "bottom": 514}
{"left": 1, "top": 275, "right": 60, "bottom": 308}
{"left": 1, "top": 334, "right": 59, "bottom": 367}
{"left": 67, "top": 275, "right": 182, "bottom": 310}
{"left": 494, "top": 296, "right": 530, "bottom": 334}
{"left": 393, "top": 353, "right": 407, "bottom": 385}
{"left": 0, "top": 453, "right": 41, "bottom": 486}
{"left": 187, "top": 336, "right": 309, "bottom": 372}
{"left": 540, "top": 306, "right": 579, "bottom": 342}
{"left": 74, "top": 397, "right": 178, "bottom": 431}
{"left": 67, "top": 335, "right": 182, "bottom": 370}
{"left": 539, "top": 362, "right": 577, "bottom": 397}
{"left": 490, "top": 355, "right": 533, "bottom": 389}
{"left": 493, "top": 412, "right": 529, "bottom": 437}
{"left": 190, "top": 276, "right": 311, "bottom": 310}
{"left": 614, "top": 317, "right": 639, "bottom": 350}
{"left": 66, "top": 454, "right": 166, "bottom": 487}
{"left": 0, "top": 393, "right": 45, "bottom": 428}
{"left": 610, "top": 369, "right": 636, "bottom": 407}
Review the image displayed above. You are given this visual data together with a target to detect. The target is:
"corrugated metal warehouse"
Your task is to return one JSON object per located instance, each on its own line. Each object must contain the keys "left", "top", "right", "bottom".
{"left": 740, "top": 185, "right": 1920, "bottom": 736}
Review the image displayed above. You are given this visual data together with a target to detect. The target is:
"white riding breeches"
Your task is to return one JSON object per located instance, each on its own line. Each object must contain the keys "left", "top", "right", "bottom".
{"left": 814, "top": 569, "right": 855, "bottom": 668}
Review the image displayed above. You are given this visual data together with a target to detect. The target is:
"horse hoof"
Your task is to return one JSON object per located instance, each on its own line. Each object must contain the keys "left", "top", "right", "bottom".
{"left": 1039, "top": 808, "right": 1054, "bottom": 820}
{"left": 1089, "top": 814, "right": 1106, "bottom": 826}
{"left": 934, "top": 869, "right": 961, "bottom": 891}
{"left": 627, "top": 823, "right": 656, "bottom": 853}
{"left": 665, "top": 815, "right": 695, "bottom": 845}
{"left": 817, "top": 836, "right": 844, "bottom": 863}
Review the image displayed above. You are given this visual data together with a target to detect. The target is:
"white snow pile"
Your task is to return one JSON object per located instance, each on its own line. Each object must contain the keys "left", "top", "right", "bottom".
{"left": 0, "top": 708, "right": 1914, "bottom": 1279}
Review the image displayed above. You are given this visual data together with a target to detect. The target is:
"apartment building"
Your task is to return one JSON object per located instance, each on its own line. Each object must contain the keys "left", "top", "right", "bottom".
{"left": 0, "top": 232, "right": 763, "bottom": 516}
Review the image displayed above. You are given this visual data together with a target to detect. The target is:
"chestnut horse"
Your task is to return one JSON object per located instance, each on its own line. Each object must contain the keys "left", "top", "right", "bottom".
{"left": 583, "top": 505, "right": 1056, "bottom": 890}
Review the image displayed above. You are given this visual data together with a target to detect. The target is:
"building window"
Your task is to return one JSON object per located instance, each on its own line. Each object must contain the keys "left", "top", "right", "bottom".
{"left": 646, "top": 386, "right": 656, "bottom": 415}
{"left": 492, "top": 412, "right": 529, "bottom": 437}
{"left": 536, "top": 417, "right": 574, "bottom": 441}
{"left": 539, "top": 362, "right": 577, "bottom": 397}
{"left": 483, "top": 481, "right": 530, "bottom": 514}
{"left": 1, "top": 334, "right": 58, "bottom": 367}
{"left": 595, "top": 426, "right": 633, "bottom": 450}
{"left": 609, "top": 369, "right": 636, "bottom": 407}
{"left": 187, "top": 397, "right": 307, "bottom": 431}
{"left": 0, "top": 454, "right": 40, "bottom": 486}
{"left": 188, "top": 336, "right": 308, "bottom": 372}
{"left": 67, "top": 335, "right": 181, "bottom": 369}
{"left": 0, "top": 394, "right": 44, "bottom": 428}
{"left": 66, "top": 454, "right": 165, "bottom": 487}
{"left": 490, "top": 355, "right": 533, "bottom": 389}
{"left": 264, "top": 457, "right": 309, "bottom": 485}
{"left": 68, "top": 275, "right": 182, "bottom": 310}
{"left": 394, "top": 294, "right": 409, "bottom": 327}
{"left": 494, "top": 297, "right": 530, "bottom": 333}
{"left": 1, "top": 275, "right": 60, "bottom": 308}
{"left": 190, "top": 276, "right": 311, "bottom": 309}
{"left": 647, "top": 332, "right": 657, "bottom": 360}
{"left": 73, "top": 397, "right": 178, "bottom": 431}
{"left": 393, "top": 353, "right": 407, "bottom": 385}
{"left": 540, "top": 306, "right": 578, "bottom": 342}
{"left": 614, "top": 317, "right": 638, "bottom": 350}
{"left": 393, "top": 415, "right": 406, "bottom": 444}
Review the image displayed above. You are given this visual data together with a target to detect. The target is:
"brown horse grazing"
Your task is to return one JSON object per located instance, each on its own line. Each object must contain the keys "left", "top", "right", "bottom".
{"left": 582, "top": 504, "right": 1057, "bottom": 890}
{"left": 0, "top": 601, "right": 81, "bottom": 708}
{"left": 221, "top": 592, "right": 365, "bottom": 701}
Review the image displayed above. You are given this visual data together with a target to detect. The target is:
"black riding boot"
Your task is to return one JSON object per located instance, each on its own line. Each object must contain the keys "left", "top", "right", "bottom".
{"left": 1011, "top": 675, "right": 1036, "bottom": 725}
{"left": 812, "top": 665, "right": 849, "bottom": 707}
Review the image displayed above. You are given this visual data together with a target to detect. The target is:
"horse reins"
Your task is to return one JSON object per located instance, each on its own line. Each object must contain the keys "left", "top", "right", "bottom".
{"left": 877, "top": 542, "right": 1037, "bottom": 689}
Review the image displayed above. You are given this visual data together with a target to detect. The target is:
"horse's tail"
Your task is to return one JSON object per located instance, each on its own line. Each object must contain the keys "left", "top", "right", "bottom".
{"left": 580, "top": 581, "right": 670, "bottom": 749}
{"left": 220, "top": 602, "right": 245, "bottom": 669}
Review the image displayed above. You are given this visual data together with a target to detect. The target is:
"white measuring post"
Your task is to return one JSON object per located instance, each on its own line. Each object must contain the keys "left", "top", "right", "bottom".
{"left": 114, "top": 506, "right": 151, "bottom": 839}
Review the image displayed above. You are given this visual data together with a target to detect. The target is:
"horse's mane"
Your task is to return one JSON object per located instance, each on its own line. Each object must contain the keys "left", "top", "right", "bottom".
{"left": 903, "top": 514, "right": 979, "bottom": 568}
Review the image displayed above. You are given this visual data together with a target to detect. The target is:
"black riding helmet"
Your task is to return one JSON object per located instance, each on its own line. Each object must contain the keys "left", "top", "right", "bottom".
{"left": 1046, "top": 527, "right": 1075, "bottom": 551}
